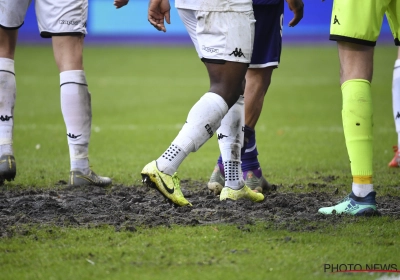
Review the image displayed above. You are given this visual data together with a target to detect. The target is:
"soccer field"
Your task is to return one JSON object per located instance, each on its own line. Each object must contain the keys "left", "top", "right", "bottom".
{"left": 9, "top": 44, "right": 400, "bottom": 187}
{"left": 0, "top": 45, "right": 399, "bottom": 279}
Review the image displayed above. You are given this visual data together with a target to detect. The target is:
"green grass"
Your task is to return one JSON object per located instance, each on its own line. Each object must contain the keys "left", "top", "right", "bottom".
{"left": 10, "top": 44, "right": 400, "bottom": 193}
{"left": 1, "top": 44, "right": 400, "bottom": 279}
{"left": 1, "top": 218, "right": 399, "bottom": 280}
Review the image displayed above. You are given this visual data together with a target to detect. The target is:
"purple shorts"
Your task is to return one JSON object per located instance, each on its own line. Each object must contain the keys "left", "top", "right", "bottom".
{"left": 250, "top": 2, "right": 284, "bottom": 68}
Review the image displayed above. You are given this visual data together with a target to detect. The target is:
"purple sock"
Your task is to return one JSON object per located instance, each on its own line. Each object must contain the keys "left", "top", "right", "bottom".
{"left": 243, "top": 168, "right": 262, "bottom": 179}
{"left": 216, "top": 157, "right": 225, "bottom": 177}
{"left": 241, "top": 125, "right": 260, "bottom": 172}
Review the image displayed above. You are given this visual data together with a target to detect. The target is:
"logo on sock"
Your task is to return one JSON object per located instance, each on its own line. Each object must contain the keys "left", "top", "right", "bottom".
{"left": 67, "top": 133, "right": 82, "bottom": 139}
{"left": 396, "top": 112, "right": 400, "bottom": 119}
{"left": 217, "top": 133, "right": 228, "bottom": 140}
{"left": 0, "top": 115, "right": 13, "bottom": 121}
{"left": 205, "top": 124, "right": 214, "bottom": 138}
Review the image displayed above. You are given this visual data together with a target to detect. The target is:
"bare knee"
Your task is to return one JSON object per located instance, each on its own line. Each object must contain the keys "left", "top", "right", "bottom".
{"left": 205, "top": 61, "right": 248, "bottom": 107}
{"left": 245, "top": 67, "right": 274, "bottom": 97}
{"left": 52, "top": 35, "right": 84, "bottom": 72}
{"left": 337, "top": 41, "right": 374, "bottom": 84}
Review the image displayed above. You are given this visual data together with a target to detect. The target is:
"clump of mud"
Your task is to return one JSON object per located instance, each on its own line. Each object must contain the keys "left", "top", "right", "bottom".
{"left": 1, "top": 180, "right": 399, "bottom": 237}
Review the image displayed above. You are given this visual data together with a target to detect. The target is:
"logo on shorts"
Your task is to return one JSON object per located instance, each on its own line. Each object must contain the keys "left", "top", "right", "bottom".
{"left": 333, "top": 15, "right": 340, "bottom": 25}
{"left": 202, "top": 45, "right": 219, "bottom": 54}
{"left": 59, "top": 20, "right": 81, "bottom": 26}
{"left": 396, "top": 112, "right": 400, "bottom": 119}
{"left": 229, "top": 48, "right": 245, "bottom": 58}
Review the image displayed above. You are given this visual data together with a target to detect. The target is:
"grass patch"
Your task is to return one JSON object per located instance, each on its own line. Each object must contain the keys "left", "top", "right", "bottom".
{"left": 1, "top": 218, "right": 399, "bottom": 280}
{"left": 9, "top": 44, "right": 399, "bottom": 194}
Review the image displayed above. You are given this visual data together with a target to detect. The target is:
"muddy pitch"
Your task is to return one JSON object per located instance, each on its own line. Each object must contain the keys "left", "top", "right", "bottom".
{"left": 1, "top": 180, "right": 399, "bottom": 237}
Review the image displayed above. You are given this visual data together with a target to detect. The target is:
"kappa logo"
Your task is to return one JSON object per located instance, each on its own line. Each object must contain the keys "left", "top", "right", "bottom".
{"left": 229, "top": 48, "right": 245, "bottom": 58}
{"left": 67, "top": 133, "right": 82, "bottom": 139}
{"left": 217, "top": 133, "right": 227, "bottom": 140}
{"left": 396, "top": 112, "right": 400, "bottom": 119}
{"left": 159, "top": 175, "right": 174, "bottom": 194}
{"left": 0, "top": 115, "right": 12, "bottom": 121}
{"left": 333, "top": 15, "right": 340, "bottom": 25}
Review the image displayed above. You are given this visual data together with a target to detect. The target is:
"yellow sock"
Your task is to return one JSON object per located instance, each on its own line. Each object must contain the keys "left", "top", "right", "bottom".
{"left": 341, "top": 79, "right": 373, "bottom": 178}
{"left": 353, "top": 176, "right": 372, "bottom": 184}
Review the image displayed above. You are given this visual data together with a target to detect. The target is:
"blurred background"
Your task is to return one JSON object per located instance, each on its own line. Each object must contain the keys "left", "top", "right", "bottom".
{"left": 18, "top": 0, "right": 393, "bottom": 46}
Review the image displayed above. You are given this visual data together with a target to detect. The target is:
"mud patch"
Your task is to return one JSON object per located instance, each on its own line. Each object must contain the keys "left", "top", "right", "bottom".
{"left": 1, "top": 180, "right": 399, "bottom": 237}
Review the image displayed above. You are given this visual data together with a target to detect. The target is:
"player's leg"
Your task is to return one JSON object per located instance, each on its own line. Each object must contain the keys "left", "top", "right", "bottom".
{"left": 0, "top": 1, "right": 31, "bottom": 184}
{"left": 209, "top": 66, "right": 274, "bottom": 194}
{"left": 241, "top": 3, "right": 282, "bottom": 193}
{"left": 0, "top": 28, "right": 17, "bottom": 184}
{"left": 198, "top": 10, "right": 263, "bottom": 202}
{"left": 141, "top": 9, "right": 231, "bottom": 206}
{"left": 244, "top": 68, "right": 274, "bottom": 129}
{"left": 318, "top": 42, "right": 377, "bottom": 216}
{"left": 208, "top": 3, "right": 282, "bottom": 194}
{"left": 36, "top": 0, "right": 111, "bottom": 187}
{"left": 141, "top": 61, "right": 241, "bottom": 206}
{"left": 141, "top": 9, "right": 263, "bottom": 205}
{"left": 199, "top": 61, "right": 262, "bottom": 202}
{"left": 318, "top": 0, "right": 390, "bottom": 215}
{"left": 241, "top": 67, "right": 274, "bottom": 193}
{"left": 389, "top": 48, "right": 400, "bottom": 167}
{"left": 213, "top": 93, "right": 263, "bottom": 202}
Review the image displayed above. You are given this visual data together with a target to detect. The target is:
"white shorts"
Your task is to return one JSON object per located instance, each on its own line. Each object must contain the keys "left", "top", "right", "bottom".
{"left": 178, "top": 9, "right": 255, "bottom": 64}
{"left": 0, "top": 0, "right": 88, "bottom": 38}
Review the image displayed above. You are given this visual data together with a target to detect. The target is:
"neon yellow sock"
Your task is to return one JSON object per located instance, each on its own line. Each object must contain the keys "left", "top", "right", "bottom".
{"left": 341, "top": 79, "right": 373, "bottom": 178}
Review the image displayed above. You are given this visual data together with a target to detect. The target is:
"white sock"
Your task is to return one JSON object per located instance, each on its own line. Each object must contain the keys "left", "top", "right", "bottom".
{"left": 352, "top": 183, "right": 374, "bottom": 198}
{"left": 60, "top": 70, "right": 91, "bottom": 174}
{"left": 0, "top": 58, "right": 16, "bottom": 157}
{"left": 218, "top": 96, "right": 245, "bottom": 190}
{"left": 392, "top": 59, "right": 400, "bottom": 147}
{"left": 156, "top": 92, "right": 228, "bottom": 175}
{"left": 69, "top": 150, "right": 90, "bottom": 173}
{"left": 156, "top": 143, "right": 188, "bottom": 175}
{"left": 222, "top": 149, "right": 242, "bottom": 189}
